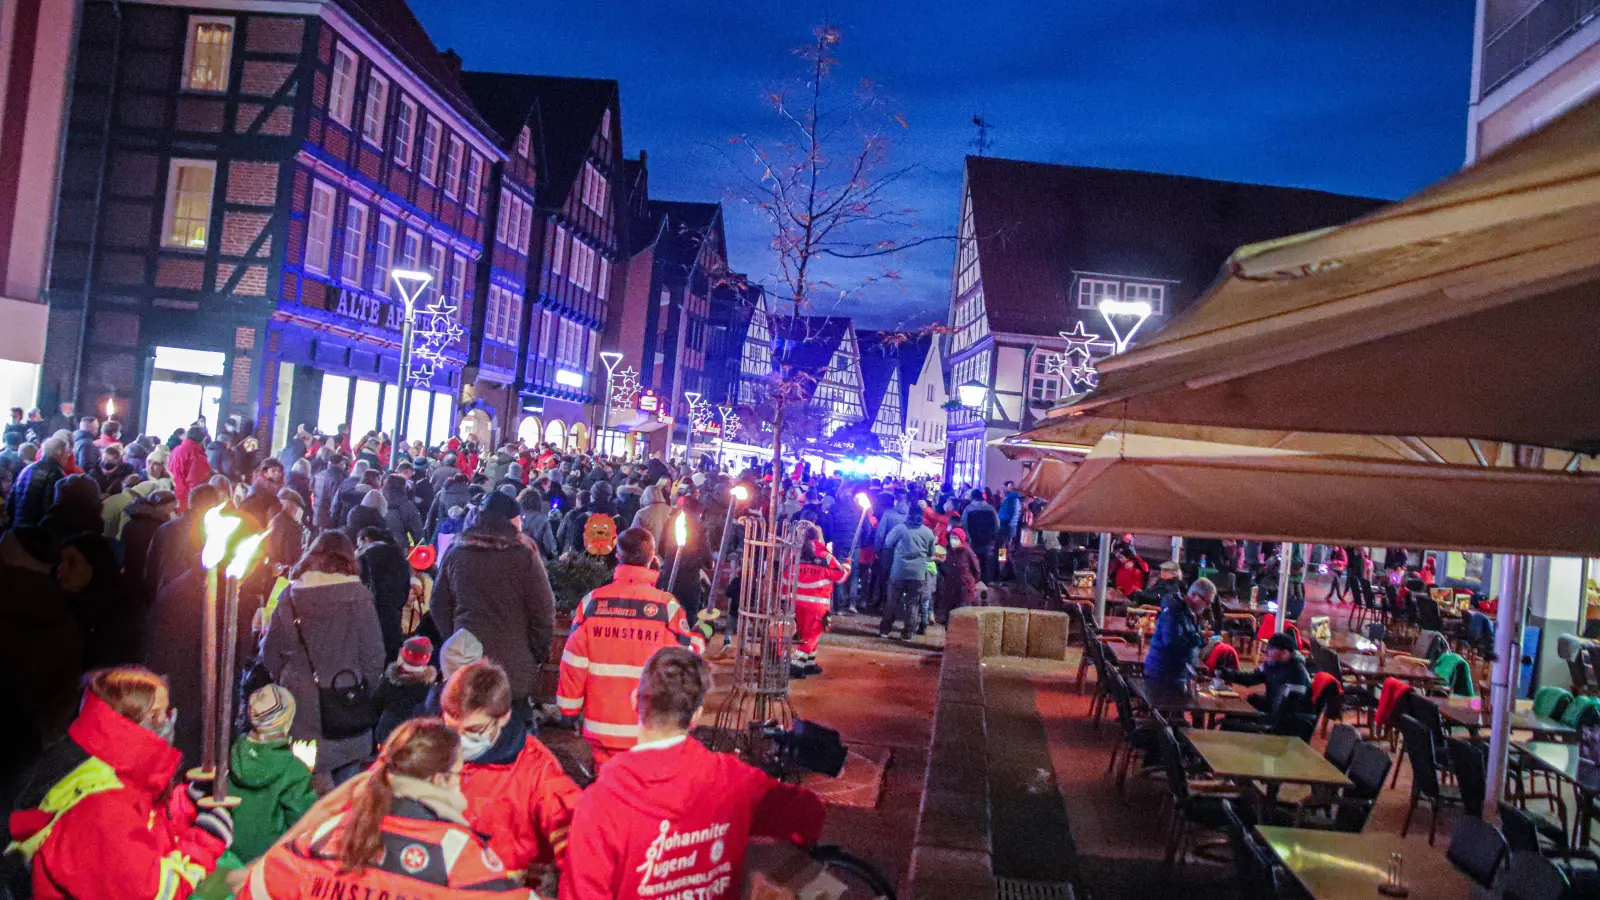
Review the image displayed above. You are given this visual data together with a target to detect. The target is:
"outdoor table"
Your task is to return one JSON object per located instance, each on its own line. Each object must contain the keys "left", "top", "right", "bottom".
{"left": 1337, "top": 651, "right": 1439, "bottom": 684}
{"left": 1256, "top": 825, "right": 1474, "bottom": 900}
{"left": 1219, "top": 598, "right": 1269, "bottom": 617}
{"left": 1184, "top": 731, "right": 1351, "bottom": 799}
{"left": 1129, "top": 676, "right": 1260, "bottom": 727}
{"left": 1439, "top": 697, "right": 1574, "bottom": 741}
{"left": 1513, "top": 741, "right": 1600, "bottom": 846}
{"left": 1107, "top": 640, "right": 1145, "bottom": 671}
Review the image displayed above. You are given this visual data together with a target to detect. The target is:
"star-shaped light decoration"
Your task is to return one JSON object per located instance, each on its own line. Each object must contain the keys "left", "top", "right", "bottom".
{"left": 719, "top": 407, "right": 741, "bottom": 441}
{"left": 609, "top": 366, "right": 641, "bottom": 411}
{"left": 1059, "top": 321, "right": 1102, "bottom": 360}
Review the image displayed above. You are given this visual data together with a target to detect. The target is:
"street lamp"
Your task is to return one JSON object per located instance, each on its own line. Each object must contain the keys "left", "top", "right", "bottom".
{"left": 682, "top": 391, "right": 703, "bottom": 464}
{"left": 599, "top": 351, "right": 623, "bottom": 457}
{"left": 956, "top": 380, "right": 987, "bottom": 411}
{"left": 389, "top": 268, "right": 434, "bottom": 471}
{"left": 1097, "top": 298, "right": 1154, "bottom": 353}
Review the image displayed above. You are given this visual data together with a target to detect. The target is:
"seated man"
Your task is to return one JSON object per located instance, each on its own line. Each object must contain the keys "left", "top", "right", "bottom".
{"left": 1219, "top": 632, "right": 1314, "bottom": 734}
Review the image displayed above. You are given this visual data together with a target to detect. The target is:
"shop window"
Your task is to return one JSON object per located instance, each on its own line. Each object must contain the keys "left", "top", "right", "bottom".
{"left": 317, "top": 374, "right": 351, "bottom": 434}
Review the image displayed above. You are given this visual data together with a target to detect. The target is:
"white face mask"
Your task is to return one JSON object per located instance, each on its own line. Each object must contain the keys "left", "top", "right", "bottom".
{"left": 457, "top": 723, "right": 503, "bottom": 761}
{"left": 949, "top": 538, "right": 963, "bottom": 550}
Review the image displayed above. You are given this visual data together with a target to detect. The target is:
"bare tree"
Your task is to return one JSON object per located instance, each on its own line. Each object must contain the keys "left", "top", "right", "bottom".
{"left": 729, "top": 22, "right": 940, "bottom": 525}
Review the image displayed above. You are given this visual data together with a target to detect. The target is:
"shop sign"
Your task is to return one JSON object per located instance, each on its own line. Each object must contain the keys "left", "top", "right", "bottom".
{"left": 637, "top": 389, "right": 666, "bottom": 415}
{"left": 694, "top": 419, "right": 722, "bottom": 436}
{"left": 333, "top": 290, "right": 404, "bottom": 331}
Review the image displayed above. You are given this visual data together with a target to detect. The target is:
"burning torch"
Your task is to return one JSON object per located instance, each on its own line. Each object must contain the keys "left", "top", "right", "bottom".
{"left": 709, "top": 483, "right": 751, "bottom": 604}
{"left": 191, "top": 506, "right": 267, "bottom": 806}
{"left": 846, "top": 492, "right": 873, "bottom": 560}
{"left": 665, "top": 511, "right": 689, "bottom": 594}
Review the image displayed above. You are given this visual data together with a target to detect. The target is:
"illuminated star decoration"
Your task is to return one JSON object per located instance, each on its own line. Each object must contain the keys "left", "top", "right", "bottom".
{"left": 1059, "top": 321, "right": 1101, "bottom": 359}
{"left": 688, "top": 395, "right": 715, "bottom": 432}
{"left": 1042, "top": 321, "right": 1104, "bottom": 395}
{"left": 408, "top": 298, "right": 465, "bottom": 388}
{"left": 609, "top": 366, "right": 641, "bottom": 412}
{"left": 718, "top": 406, "right": 741, "bottom": 441}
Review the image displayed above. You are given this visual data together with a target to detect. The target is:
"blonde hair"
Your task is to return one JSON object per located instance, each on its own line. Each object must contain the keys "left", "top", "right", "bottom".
{"left": 86, "top": 666, "right": 166, "bottom": 723}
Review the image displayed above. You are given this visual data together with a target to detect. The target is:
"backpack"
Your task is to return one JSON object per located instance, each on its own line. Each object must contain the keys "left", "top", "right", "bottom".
{"left": 584, "top": 513, "right": 618, "bottom": 557}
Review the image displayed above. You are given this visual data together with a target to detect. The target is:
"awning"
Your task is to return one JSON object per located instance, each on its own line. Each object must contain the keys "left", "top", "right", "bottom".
{"left": 1057, "top": 92, "right": 1600, "bottom": 455}
{"left": 1032, "top": 433, "right": 1600, "bottom": 558}
{"left": 1018, "top": 455, "right": 1077, "bottom": 499}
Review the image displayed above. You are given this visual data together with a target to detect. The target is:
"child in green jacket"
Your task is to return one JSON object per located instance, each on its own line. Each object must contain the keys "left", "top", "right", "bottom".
{"left": 227, "top": 684, "right": 318, "bottom": 861}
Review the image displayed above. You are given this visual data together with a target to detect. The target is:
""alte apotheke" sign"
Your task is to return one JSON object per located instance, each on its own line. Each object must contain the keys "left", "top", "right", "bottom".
{"left": 333, "top": 290, "right": 404, "bottom": 332}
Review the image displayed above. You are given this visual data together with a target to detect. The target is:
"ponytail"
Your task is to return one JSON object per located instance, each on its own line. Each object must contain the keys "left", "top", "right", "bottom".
{"left": 338, "top": 718, "right": 459, "bottom": 873}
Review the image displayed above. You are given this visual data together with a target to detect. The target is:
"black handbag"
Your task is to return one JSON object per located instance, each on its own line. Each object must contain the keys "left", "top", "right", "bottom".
{"left": 286, "top": 589, "right": 379, "bottom": 740}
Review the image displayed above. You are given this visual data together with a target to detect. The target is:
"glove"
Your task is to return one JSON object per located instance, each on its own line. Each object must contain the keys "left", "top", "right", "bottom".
{"left": 194, "top": 804, "right": 234, "bottom": 849}
{"left": 821, "top": 613, "right": 832, "bottom": 631}
{"left": 185, "top": 776, "right": 213, "bottom": 806}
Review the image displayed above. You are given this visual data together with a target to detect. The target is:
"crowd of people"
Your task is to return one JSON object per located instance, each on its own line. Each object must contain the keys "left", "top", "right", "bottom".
{"left": 0, "top": 405, "right": 1038, "bottom": 899}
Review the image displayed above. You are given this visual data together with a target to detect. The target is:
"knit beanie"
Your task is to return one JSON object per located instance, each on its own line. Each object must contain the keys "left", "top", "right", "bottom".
{"left": 479, "top": 489, "right": 520, "bottom": 523}
{"left": 247, "top": 684, "right": 296, "bottom": 742}
{"left": 441, "top": 629, "right": 483, "bottom": 679}
{"left": 399, "top": 635, "right": 433, "bottom": 676}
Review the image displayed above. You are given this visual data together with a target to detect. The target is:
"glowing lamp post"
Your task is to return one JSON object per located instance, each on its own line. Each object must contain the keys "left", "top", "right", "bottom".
{"left": 681, "top": 391, "right": 703, "bottom": 463}
{"left": 709, "top": 483, "right": 751, "bottom": 605}
{"left": 599, "top": 351, "right": 623, "bottom": 456}
{"left": 194, "top": 506, "right": 268, "bottom": 805}
{"left": 956, "top": 380, "right": 987, "bottom": 411}
{"left": 1096, "top": 298, "right": 1153, "bottom": 353}
{"left": 389, "top": 269, "right": 434, "bottom": 471}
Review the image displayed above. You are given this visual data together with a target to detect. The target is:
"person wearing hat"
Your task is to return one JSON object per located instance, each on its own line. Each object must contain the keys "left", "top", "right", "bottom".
{"left": 227, "top": 684, "right": 317, "bottom": 861}
{"left": 1217, "top": 631, "right": 1314, "bottom": 734}
{"left": 431, "top": 490, "right": 556, "bottom": 717}
{"left": 1143, "top": 577, "right": 1217, "bottom": 688}
{"left": 1133, "top": 559, "right": 1186, "bottom": 608}
{"left": 375, "top": 635, "right": 438, "bottom": 744}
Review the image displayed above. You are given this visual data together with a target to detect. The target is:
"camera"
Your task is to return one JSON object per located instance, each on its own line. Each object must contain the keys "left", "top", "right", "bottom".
{"left": 753, "top": 719, "right": 848, "bottom": 778}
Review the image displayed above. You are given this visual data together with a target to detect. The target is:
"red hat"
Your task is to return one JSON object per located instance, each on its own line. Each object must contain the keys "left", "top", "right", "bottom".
{"left": 408, "top": 544, "right": 437, "bottom": 571}
{"left": 400, "top": 636, "right": 433, "bottom": 673}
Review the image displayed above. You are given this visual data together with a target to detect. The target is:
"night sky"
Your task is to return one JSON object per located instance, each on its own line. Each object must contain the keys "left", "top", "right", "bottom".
{"left": 411, "top": 0, "right": 1475, "bottom": 329}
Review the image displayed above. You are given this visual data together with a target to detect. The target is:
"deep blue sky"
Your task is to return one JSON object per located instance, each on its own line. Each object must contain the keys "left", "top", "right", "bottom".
{"left": 412, "top": 0, "right": 1475, "bottom": 329}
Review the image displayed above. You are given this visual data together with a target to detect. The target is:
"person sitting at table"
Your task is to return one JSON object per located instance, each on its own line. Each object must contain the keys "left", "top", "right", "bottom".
{"left": 1143, "top": 576, "right": 1217, "bottom": 687}
{"left": 1217, "top": 632, "right": 1313, "bottom": 734}
{"left": 1133, "top": 559, "right": 1185, "bottom": 607}
{"left": 1113, "top": 546, "right": 1149, "bottom": 597}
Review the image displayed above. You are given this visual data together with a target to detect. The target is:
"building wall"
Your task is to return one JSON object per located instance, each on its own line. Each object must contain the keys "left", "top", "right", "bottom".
{"left": 905, "top": 338, "right": 946, "bottom": 457}
{"left": 1469, "top": 0, "right": 1600, "bottom": 161}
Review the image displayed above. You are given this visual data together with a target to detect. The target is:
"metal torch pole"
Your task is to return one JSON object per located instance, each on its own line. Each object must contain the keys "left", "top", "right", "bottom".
{"left": 710, "top": 502, "right": 741, "bottom": 609}
{"left": 666, "top": 522, "right": 685, "bottom": 596}
{"left": 1274, "top": 544, "right": 1295, "bottom": 634}
{"left": 192, "top": 564, "right": 222, "bottom": 781}
{"left": 391, "top": 300, "right": 416, "bottom": 473}
{"left": 1093, "top": 533, "right": 1112, "bottom": 627}
{"left": 212, "top": 562, "right": 243, "bottom": 803}
{"left": 1485, "top": 554, "right": 1526, "bottom": 811}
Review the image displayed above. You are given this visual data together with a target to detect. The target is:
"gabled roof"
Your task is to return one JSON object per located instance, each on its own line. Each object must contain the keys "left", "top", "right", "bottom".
{"left": 963, "top": 156, "right": 1386, "bottom": 337}
{"left": 858, "top": 330, "right": 933, "bottom": 416}
{"left": 859, "top": 355, "right": 899, "bottom": 428}
{"left": 773, "top": 316, "right": 853, "bottom": 373}
{"left": 644, "top": 201, "right": 724, "bottom": 280}
{"left": 457, "top": 72, "right": 618, "bottom": 209}
{"left": 336, "top": 0, "right": 498, "bottom": 140}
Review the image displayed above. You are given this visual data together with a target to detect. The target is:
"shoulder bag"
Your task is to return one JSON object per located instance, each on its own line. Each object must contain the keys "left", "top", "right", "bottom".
{"left": 286, "top": 588, "right": 379, "bottom": 740}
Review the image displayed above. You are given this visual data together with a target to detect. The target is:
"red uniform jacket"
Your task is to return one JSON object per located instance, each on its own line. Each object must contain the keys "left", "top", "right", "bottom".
{"left": 560, "top": 736, "right": 826, "bottom": 900}
{"left": 9, "top": 692, "right": 225, "bottom": 900}
{"left": 796, "top": 544, "right": 850, "bottom": 607}
{"left": 556, "top": 565, "right": 705, "bottom": 750}
{"left": 460, "top": 732, "right": 582, "bottom": 875}
{"left": 239, "top": 796, "right": 527, "bottom": 899}
{"left": 167, "top": 438, "right": 211, "bottom": 511}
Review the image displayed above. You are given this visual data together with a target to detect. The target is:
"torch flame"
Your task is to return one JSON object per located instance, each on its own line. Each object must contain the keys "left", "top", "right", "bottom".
{"left": 673, "top": 512, "right": 688, "bottom": 547}
{"left": 227, "top": 531, "right": 267, "bottom": 580}
{"left": 200, "top": 506, "right": 241, "bottom": 570}
{"left": 105, "top": 398, "right": 116, "bottom": 419}
{"left": 731, "top": 484, "right": 750, "bottom": 503}
{"left": 854, "top": 492, "right": 872, "bottom": 510}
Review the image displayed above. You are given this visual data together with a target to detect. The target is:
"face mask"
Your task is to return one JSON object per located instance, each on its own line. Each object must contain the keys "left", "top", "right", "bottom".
{"left": 458, "top": 725, "right": 501, "bottom": 761}
{"left": 950, "top": 538, "right": 963, "bottom": 550}
{"left": 147, "top": 709, "right": 176, "bottom": 744}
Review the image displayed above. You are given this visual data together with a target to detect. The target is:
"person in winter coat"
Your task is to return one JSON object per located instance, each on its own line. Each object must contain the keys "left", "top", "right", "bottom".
{"left": 442, "top": 660, "right": 581, "bottom": 885}
{"left": 1113, "top": 546, "right": 1151, "bottom": 597}
{"left": 961, "top": 489, "right": 1001, "bottom": 582}
{"left": 284, "top": 457, "right": 312, "bottom": 511}
{"left": 343, "top": 487, "right": 387, "bottom": 544}
{"left": 121, "top": 489, "right": 177, "bottom": 599}
{"left": 260, "top": 531, "right": 386, "bottom": 780}
{"left": 92, "top": 444, "right": 136, "bottom": 495}
{"left": 1143, "top": 577, "right": 1217, "bottom": 687}
{"left": 1217, "top": 632, "right": 1315, "bottom": 734}
{"left": 1133, "top": 559, "right": 1185, "bottom": 608}
{"left": 561, "top": 647, "right": 825, "bottom": 900}
{"left": 8, "top": 667, "right": 233, "bottom": 900}
{"left": 518, "top": 487, "right": 558, "bottom": 560}
{"left": 791, "top": 524, "right": 849, "bottom": 678}
{"left": 40, "top": 473, "right": 105, "bottom": 543}
{"left": 265, "top": 488, "right": 307, "bottom": 570}
{"left": 425, "top": 471, "right": 472, "bottom": 538}
{"left": 6, "top": 435, "right": 69, "bottom": 529}
{"left": 238, "top": 719, "right": 527, "bottom": 899}
{"left": 357, "top": 526, "right": 413, "bottom": 661}
{"left": 556, "top": 528, "right": 705, "bottom": 768}
{"left": 70, "top": 417, "right": 101, "bottom": 473}
{"left": 167, "top": 425, "right": 212, "bottom": 512}
{"left": 935, "top": 531, "right": 982, "bottom": 625}
{"left": 631, "top": 482, "right": 673, "bottom": 548}
{"left": 374, "top": 636, "right": 438, "bottom": 746}
{"left": 227, "top": 684, "right": 317, "bottom": 862}
{"left": 879, "top": 501, "right": 937, "bottom": 640}
{"left": 310, "top": 454, "right": 345, "bottom": 532}
{"left": 145, "top": 483, "right": 226, "bottom": 597}
{"left": 380, "top": 472, "right": 424, "bottom": 547}
{"left": 430, "top": 490, "right": 556, "bottom": 710}
{"left": 659, "top": 495, "right": 712, "bottom": 619}
{"left": 0, "top": 527, "right": 85, "bottom": 757}
{"left": 205, "top": 430, "right": 235, "bottom": 482}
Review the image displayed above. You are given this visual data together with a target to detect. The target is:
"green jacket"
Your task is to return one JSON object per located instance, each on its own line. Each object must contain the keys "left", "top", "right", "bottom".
{"left": 226, "top": 738, "right": 316, "bottom": 862}
{"left": 1431, "top": 652, "right": 1476, "bottom": 697}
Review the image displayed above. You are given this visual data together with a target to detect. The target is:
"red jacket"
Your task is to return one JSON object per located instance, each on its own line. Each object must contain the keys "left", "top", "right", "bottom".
{"left": 239, "top": 794, "right": 527, "bottom": 899}
{"left": 460, "top": 732, "right": 582, "bottom": 875}
{"left": 560, "top": 736, "right": 826, "bottom": 900}
{"left": 167, "top": 438, "right": 211, "bottom": 510}
{"left": 557, "top": 565, "right": 705, "bottom": 750}
{"left": 9, "top": 692, "right": 225, "bottom": 900}
{"left": 796, "top": 544, "right": 849, "bottom": 607}
{"left": 1113, "top": 557, "right": 1149, "bottom": 597}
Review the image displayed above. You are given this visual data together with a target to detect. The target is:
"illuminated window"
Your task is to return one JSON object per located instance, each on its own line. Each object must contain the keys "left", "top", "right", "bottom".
{"left": 182, "top": 17, "right": 234, "bottom": 93}
{"left": 341, "top": 199, "right": 368, "bottom": 286}
{"left": 161, "top": 159, "right": 216, "bottom": 250}
{"left": 304, "top": 181, "right": 336, "bottom": 274}
{"left": 596, "top": 257, "right": 610, "bottom": 301}
{"left": 486, "top": 285, "right": 500, "bottom": 342}
{"left": 1076, "top": 277, "right": 1119, "bottom": 309}
{"left": 351, "top": 378, "right": 380, "bottom": 437}
{"left": 581, "top": 162, "right": 608, "bottom": 213}
{"left": 450, "top": 254, "right": 468, "bottom": 307}
{"left": 1029, "top": 352, "right": 1061, "bottom": 404}
{"left": 419, "top": 119, "right": 441, "bottom": 184}
{"left": 517, "top": 127, "right": 531, "bottom": 158}
{"left": 329, "top": 44, "right": 357, "bottom": 126}
{"left": 317, "top": 374, "right": 351, "bottom": 433}
{"left": 551, "top": 225, "right": 567, "bottom": 275}
{"left": 361, "top": 72, "right": 389, "bottom": 146}
{"left": 393, "top": 96, "right": 416, "bottom": 166}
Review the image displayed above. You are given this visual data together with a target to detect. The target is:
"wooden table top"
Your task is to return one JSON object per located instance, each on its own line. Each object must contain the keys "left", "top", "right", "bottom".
{"left": 1439, "top": 698, "right": 1574, "bottom": 738}
{"left": 1257, "top": 826, "right": 1474, "bottom": 900}
{"left": 1108, "top": 641, "right": 1145, "bottom": 667}
{"left": 1514, "top": 741, "right": 1600, "bottom": 790}
{"left": 1337, "top": 651, "right": 1439, "bottom": 683}
{"left": 1129, "top": 677, "right": 1261, "bottom": 718}
{"left": 1185, "top": 731, "right": 1352, "bottom": 787}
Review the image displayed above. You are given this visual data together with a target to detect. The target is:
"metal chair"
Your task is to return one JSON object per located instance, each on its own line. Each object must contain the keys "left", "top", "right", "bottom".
{"left": 1156, "top": 725, "right": 1236, "bottom": 866}
{"left": 1220, "top": 801, "right": 1279, "bottom": 900}
{"left": 1324, "top": 723, "right": 1361, "bottom": 772}
{"left": 1445, "top": 815, "right": 1509, "bottom": 889}
{"left": 1502, "top": 852, "right": 1572, "bottom": 900}
{"left": 1397, "top": 713, "right": 1464, "bottom": 844}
